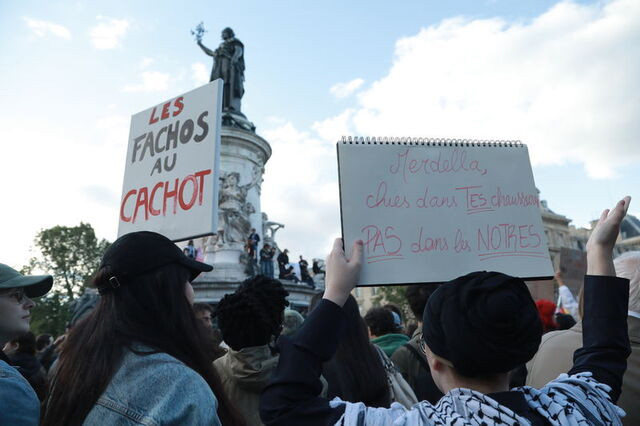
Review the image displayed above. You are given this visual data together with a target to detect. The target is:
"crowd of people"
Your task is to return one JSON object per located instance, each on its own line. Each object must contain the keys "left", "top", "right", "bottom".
{"left": 1, "top": 197, "right": 638, "bottom": 425}
{"left": 242, "top": 230, "right": 320, "bottom": 290}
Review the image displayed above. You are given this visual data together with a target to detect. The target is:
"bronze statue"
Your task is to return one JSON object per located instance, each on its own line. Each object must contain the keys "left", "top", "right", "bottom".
{"left": 196, "top": 27, "right": 245, "bottom": 113}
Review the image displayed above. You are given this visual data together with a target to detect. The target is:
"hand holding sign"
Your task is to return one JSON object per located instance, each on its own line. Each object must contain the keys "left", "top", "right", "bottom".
{"left": 323, "top": 238, "right": 364, "bottom": 307}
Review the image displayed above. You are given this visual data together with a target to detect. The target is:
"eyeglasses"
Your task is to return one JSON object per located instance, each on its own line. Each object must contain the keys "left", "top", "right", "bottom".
{"left": 0, "top": 289, "right": 29, "bottom": 304}
{"left": 418, "top": 332, "right": 428, "bottom": 356}
{"left": 418, "top": 332, "right": 455, "bottom": 367}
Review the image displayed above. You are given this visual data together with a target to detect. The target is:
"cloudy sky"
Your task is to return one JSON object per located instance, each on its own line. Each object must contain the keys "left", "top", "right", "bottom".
{"left": 1, "top": 0, "right": 638, "bottom": 269}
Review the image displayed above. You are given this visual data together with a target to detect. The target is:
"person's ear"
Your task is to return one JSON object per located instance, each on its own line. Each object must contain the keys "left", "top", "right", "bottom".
{"left": 428, "top": 355, "right": 447, "bottom": 373}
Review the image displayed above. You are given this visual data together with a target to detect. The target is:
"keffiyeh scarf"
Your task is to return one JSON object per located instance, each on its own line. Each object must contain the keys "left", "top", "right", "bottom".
{"left": 330, "top": 373, "right": 624, "bottom": 426}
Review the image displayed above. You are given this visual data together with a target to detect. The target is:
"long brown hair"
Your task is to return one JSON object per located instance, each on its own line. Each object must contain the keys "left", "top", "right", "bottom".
{"left": 310, "top": 294, "right": 391, "bottom": 407}
{"left": 42, "top": 264, "right": 245, "bottom": 425}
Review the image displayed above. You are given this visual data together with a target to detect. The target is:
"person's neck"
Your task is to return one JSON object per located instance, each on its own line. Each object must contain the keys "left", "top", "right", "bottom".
{"left": 441, "top": 372, "right": 510, "bottom": 395}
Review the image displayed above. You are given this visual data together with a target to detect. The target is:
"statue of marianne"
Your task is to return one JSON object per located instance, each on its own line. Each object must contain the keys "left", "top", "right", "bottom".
{"left": 197, "top": 27, "right": 245, "bottom": 113}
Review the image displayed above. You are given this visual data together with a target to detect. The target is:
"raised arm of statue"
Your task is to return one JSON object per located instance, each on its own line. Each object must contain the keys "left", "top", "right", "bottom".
{"left": 197, "top": 40, "right": 216, "bottom": 57}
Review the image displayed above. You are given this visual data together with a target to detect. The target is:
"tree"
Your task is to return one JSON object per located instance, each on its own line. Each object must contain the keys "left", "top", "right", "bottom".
{"left": 31, "top": 222, "right": 110, "bottom": 300}
{"left": 27, "top": 291, "right": 71, "bottom": 336}
{"left": 22, "top": 223, "right": 110, "bottom": 335}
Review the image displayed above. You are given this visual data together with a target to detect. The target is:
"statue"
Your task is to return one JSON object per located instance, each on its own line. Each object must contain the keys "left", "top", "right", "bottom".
{"left": 262, "top": 212, "right": 284, "bottom": 247}
{"left": 196, "top": 26, "right": 245, "bottom": 114}
{"left": 216, "top": 169, "right": 260, "bottom": 245}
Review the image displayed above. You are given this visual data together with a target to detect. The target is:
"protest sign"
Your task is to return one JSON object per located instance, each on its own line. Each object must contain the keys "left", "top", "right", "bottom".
{"left": 337, "top": 138, "right": 554, "bottom": 286}
{"left": 117, "top": 80, "right": 223, "bottom": 241}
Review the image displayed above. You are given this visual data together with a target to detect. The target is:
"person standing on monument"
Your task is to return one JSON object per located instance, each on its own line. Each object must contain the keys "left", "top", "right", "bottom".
{"left": 277, "top": 249, "right": 290, "bottom": 279}
{"left": 260, "top": 244, "right": 275, "bottom": 278}
{"left": 299, "top": 256, "right": 315, "bottom": 289}
{"left": 197, "top": 27, "right": 245, "bottom": 112}
{"left": 248, "top": 228, "right": 260, "bottom": 260}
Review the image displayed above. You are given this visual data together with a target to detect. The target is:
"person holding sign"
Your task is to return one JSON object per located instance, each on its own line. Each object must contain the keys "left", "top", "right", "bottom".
{"left": 260, "top": 197, "right": 632, "bottom": 425}
{"left": 42, "top": 232, "right": 245, "bottom": 426}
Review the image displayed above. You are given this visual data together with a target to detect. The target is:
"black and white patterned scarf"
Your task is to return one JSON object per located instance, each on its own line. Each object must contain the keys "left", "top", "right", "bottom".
{"left": 330, "top": 372, "right": 624, "bottom": 425}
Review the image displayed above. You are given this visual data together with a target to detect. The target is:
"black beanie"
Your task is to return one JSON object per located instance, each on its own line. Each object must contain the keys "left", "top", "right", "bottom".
{"left": 422, "top": 271, "right": 542, "bottom": 377}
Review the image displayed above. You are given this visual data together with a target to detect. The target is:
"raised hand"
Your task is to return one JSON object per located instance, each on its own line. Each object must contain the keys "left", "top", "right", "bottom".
{"left": 323, "top": 238, "right": 363, "bottom": 307}
{"left": 586, "top": 196, "right": 631, "bottom": 276}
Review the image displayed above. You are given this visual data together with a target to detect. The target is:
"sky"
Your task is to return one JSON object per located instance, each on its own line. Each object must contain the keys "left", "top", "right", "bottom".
{"left": 1, "top": 0, "right": 639, "bottom": 270}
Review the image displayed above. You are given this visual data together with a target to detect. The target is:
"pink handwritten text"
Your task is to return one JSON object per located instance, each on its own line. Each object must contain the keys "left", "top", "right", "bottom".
{"left": 361, "top": 225, "right": 403, "bottom": 263}
{"left": 411, "top": 227, "right": 449, "bottom": 253}
{"left": 389, "top": 148, "right": 488, "bottom": 184}
{"left": 366, "top": 181, "right": 410, "bottom": 209}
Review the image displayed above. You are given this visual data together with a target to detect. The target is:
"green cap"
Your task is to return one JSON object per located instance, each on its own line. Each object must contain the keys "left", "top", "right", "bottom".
{"left": 0, "top": 263, "right": 53, "bottom": 298}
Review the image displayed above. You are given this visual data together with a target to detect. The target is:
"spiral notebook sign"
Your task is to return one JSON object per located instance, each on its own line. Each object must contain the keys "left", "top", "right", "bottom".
{"left": 337, "top": 138, "right": 553, "bottom": 286}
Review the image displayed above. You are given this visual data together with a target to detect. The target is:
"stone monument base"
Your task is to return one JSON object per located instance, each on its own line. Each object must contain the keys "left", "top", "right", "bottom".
{"left": 193, "top": 279, "right": 320, "bottom": 312}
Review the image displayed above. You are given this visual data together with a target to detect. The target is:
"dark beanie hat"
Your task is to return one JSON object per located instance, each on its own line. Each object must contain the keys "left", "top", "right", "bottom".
{"left": 422, "top": 271, "right": 542, "bottom": 377}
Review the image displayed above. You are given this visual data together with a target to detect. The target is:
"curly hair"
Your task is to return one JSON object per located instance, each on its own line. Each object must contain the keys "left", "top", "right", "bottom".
{"left": 364, "top": 307, "right": 396, "bottom": 337}
{"left": 215, "top": 276, "right": 289, "bottom": 350}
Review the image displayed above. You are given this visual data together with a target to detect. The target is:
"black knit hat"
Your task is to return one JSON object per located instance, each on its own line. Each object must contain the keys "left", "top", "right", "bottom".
{"left": 422, "top": 271, "right": 542, "bottom": 377}
{"left": 97, "top": 231, "right": 212, "bottom": 294}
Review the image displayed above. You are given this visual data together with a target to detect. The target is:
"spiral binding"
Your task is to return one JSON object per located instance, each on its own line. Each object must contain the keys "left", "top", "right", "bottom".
{"left": 340, "top": 136, "right": 523, "bottom": 147}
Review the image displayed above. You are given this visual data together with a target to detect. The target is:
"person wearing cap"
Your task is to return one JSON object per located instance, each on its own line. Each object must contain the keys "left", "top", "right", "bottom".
{"left": 260, "top": 197, "right": 632, "bottom": 425}
{"left": 42, "top": 231, "right": 245, "bottom": 426}
{"left": 0, "top": 263, "right": 53, "bottom": 425}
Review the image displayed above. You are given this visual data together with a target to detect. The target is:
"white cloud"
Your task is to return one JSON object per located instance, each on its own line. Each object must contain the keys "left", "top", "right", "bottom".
{"left": 139, "top": 57, "right": 154, "bottom": 69}
{"left": 261, "top": 123, "right": 341, "bottom": 261}
{"left": 90, "top": 18, "right": 129, "bottom": 49}
{"left": 326, "top": 0, "right": 640, "bottom": 179}
{"left": 191, "top": 62, "right": 209, "bottom": 86}
{"left": 0, "top": 115, "right": 127, "bottom": 269}
{"left": 329, "top": 78, "right": 365, "bottom": 98}
{"left": 23, "top": 17, "right": 71, "bottom": 39}
{"left": 123, "top": 71, "right": 170, "bottom": 92}
{"left": 312, "top": 109, "right": 355, "bottom": 142}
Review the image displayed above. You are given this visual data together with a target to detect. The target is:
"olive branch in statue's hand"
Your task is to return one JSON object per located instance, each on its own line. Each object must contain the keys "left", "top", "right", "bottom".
{"left": 191, "top": 22, "right": 207, "bottom": 42}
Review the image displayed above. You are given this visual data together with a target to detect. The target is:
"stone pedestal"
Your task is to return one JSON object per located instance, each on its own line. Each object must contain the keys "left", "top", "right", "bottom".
{"left": 193, "top": 126, "right": 273, "bottom": 300}
{"left": 195, "top": 280, "right": 320, "bottom": 311}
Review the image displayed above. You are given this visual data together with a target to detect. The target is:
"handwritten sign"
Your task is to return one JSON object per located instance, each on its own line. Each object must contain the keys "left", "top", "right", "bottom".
{"left": 117, "top": 80, "right": 223, "bottom": 241}
{"left": 337, "top": 141, "right": 554, "bottom": 286}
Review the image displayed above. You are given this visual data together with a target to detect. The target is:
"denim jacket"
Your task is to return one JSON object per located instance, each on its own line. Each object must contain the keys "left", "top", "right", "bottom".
{"left": 0, "top": 359, "right": 40, "bottom": 425}
{"left": 84, "top": 345, "right": 220, "bottom": 425}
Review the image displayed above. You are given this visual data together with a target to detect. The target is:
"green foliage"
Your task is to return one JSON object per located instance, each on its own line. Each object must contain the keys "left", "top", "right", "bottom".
{"left": 29, "top": 292, "right": 71, "bottom": 336}
{"left": 30, "top": 222, "right": 110, "bottom": 299}
{"left": 372, "top": 285, "right": 416, "bottom": 323}
{"left": 22, "top": 222, "right": 110, "bottom": 335}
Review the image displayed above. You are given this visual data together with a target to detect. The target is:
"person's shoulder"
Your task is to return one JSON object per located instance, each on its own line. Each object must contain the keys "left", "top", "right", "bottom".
{"left": 0, "top": 360, "right": 40, "bottom": 423}
{"left": 117, "top": 349, "right": 212, "bottom": 396}
{"left": 539, "top": 325, "right": 582, "bottom": 348}
{"left": 391, "top": 343, "right": 411, "bottom": 364}
{"left": 104, "top": 349, "right": 217, "bottom": 414}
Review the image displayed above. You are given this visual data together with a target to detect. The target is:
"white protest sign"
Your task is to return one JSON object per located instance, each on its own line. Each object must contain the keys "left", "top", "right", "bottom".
{"left": 337, "top": 139, "right": 554, "bottom": 286}
{"left": 117, "top": 79, "right": 223, "bottom": 241}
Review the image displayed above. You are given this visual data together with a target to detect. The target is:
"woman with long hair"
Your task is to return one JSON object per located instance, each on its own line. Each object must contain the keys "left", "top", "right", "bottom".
{"left": 42, "top": 231, "right": 244, "bottom": 426}
{"left": 311, "top": 294, "right": 391, "bottom": 407}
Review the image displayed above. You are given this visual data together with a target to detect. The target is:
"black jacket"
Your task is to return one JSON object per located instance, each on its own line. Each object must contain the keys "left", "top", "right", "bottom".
{"left": 260, "top": 275, "right": 630, "bottom": 425}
